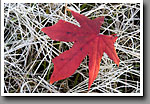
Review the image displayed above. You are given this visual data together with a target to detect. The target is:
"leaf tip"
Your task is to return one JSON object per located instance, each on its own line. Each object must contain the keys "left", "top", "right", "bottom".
{"left": 41, "top": 27, "right": 46, "bottom": 33}
{"left": 116, "top": 59, "right": 120, "bottom": 67}
{"left": 117, "top": 62, "right": 120, "bottom": 67}
{"left": 66, "top": 8, "right": 72, "bottom": 12}
{"left": 50, "top": 80, "right": 54, "bottom": 84}
{"left": 88, "top": 86, "right": 90, "bottom": 91}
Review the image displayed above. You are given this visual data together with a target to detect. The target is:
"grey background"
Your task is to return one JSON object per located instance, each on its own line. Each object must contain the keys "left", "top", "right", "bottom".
{"left": 0, "top": 0, "right": 148, "bottom": 104}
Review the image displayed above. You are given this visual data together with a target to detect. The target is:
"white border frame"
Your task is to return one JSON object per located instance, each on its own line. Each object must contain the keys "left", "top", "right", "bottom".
{"left": 1, "top": 0, "right": 143, "bottom": 96}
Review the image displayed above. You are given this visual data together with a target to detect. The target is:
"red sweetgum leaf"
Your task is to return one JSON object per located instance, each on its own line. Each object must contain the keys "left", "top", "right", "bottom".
{"left": 41, "top": 10, "right": 120, "bottom": 90}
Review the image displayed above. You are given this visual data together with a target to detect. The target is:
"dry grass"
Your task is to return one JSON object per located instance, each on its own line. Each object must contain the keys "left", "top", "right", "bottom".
{"left": 4, "top": 3, "right": 140, "bottom": 93}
